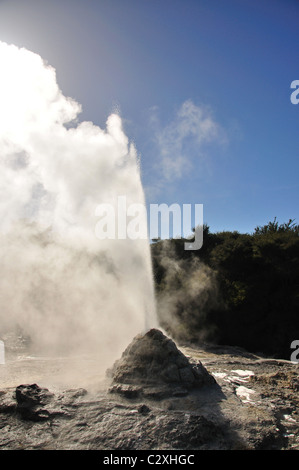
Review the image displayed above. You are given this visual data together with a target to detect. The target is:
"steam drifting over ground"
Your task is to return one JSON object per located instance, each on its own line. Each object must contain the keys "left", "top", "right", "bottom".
{"left": 0, "top": 41, "right": 157, "bottom": 369}
{"left": 153, "top": 241, "right": 221, "bottom": 343}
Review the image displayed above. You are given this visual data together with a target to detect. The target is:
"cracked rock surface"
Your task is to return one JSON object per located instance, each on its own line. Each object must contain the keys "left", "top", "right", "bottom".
{"left": 1, "top": 329, "right": 299, "bottom": 450}
{"left": 108, "top": 329, "right": 215, "bottom": 399}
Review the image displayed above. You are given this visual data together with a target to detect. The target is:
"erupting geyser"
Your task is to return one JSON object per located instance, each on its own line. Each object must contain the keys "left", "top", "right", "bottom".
{"left": 0, "top": 41, "right": 157, "bottom": 367}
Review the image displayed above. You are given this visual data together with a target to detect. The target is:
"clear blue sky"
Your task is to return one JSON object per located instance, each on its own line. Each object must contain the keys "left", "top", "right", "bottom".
{"left": 0, "top": 0, "right": 298, "bottom": 234}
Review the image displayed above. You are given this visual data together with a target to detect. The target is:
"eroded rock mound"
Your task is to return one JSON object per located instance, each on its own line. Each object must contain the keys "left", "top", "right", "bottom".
{"left": 108, "top": 328, "right": 215, "bottom": 398}
{"left": 15, "top": 384, "right": 55, "bottom": 421}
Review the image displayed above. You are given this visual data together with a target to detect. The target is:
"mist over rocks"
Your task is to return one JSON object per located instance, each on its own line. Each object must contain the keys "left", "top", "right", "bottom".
{"left": 107, "top": 328, "right": 215, "bottom": 398}
{"left": 2, "top": 343, "right": 299, "bottom": 449}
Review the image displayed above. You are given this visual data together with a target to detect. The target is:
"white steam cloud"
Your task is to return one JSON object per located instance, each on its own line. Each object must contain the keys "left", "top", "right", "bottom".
{"left": 0, "top": 41, "right": 157, "bottom": 364}
{"left": 146, "top": 100, "right": 227, "bottom": 198}
{"left": 153, "top": 241, "right": 221, "bottom": 343}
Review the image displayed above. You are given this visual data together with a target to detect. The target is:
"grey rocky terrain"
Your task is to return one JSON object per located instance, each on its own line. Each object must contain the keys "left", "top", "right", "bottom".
{"left": 1, "top": 328, "right": 299, "bottom": 450}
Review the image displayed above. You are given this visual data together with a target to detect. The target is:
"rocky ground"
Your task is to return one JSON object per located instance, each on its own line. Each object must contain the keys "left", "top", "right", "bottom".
{"left": 1, "top": 329, "right": 299, "bottom": 450}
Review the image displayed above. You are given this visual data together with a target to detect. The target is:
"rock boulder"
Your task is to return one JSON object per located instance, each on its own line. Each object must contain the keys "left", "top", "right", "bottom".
{"left": 108, "top": 328, "right": 215, "bottom": 398}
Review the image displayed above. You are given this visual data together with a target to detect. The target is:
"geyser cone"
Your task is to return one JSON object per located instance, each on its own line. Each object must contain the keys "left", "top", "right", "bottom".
{"left": 108, "top": 328, "right": 215, "bottom": 398}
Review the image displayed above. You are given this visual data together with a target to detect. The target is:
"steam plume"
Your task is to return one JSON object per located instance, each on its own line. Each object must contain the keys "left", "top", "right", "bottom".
{"left": 153, "top": 241, "right": 220, "bottom": 343}
{"left": 0, "top": 41, "right": 157, "bottom": 364}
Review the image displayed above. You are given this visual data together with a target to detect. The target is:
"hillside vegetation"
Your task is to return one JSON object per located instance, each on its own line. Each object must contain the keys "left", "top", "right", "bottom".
{"left": 151, "top": 218, "right": 299, "bottom": 359}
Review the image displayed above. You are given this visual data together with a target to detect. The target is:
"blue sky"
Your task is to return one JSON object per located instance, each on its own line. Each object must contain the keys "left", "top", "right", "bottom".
{"left": 0, "top": 0, "right": 298, "bottom": 234}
